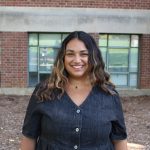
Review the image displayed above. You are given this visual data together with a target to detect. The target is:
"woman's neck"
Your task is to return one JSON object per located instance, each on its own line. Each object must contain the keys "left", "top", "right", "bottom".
{"left": 67, "top": 77, "right": 92, "bottom": 89}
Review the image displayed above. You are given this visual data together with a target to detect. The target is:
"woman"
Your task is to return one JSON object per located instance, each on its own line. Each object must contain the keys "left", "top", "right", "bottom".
{"left": 21, "top": 31, "right": 128, "bottom": 150}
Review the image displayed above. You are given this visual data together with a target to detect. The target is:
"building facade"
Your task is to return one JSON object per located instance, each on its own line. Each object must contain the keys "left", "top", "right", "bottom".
{"left": 0, "top": 0, "right": 150, "bottom": 92}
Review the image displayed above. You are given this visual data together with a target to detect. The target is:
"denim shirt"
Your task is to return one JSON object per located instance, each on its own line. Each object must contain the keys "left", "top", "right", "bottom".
{"left": 22, "top": 85, "right": 127, "bottom": 150}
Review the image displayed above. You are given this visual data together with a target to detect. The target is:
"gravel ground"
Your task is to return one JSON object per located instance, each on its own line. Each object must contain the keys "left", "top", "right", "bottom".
{"left": 0, "top": 95, "right": 150, "bottom": 150}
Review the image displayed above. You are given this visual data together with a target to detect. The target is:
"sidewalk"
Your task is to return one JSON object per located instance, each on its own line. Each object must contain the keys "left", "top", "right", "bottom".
{"left": 127, "top": 143, "right": 145, "bottom": 150}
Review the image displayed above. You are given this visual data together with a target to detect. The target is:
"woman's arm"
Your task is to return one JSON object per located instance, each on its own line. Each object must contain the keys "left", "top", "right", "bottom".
{"left": 113, "top": 139, "right": 128, "bottom": 150}
{"left": 20, "top": 136, "right": 36, "bottom": 150}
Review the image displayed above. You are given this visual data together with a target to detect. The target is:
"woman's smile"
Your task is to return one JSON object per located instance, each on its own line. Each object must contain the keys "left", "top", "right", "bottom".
{"left": 71, "top": 65, "right": 84, "bottom": 69}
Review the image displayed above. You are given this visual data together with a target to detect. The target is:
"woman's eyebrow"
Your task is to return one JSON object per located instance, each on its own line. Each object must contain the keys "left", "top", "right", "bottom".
{"left": 80, "top": 50, "right": 88, "bottom": 53}
{"left": 65, "top": 49, "right": 88, "bottom": 52}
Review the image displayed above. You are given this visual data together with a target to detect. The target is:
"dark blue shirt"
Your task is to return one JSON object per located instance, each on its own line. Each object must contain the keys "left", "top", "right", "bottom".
{"left": 22, "top": 85, "right": 127, "bottom": 150}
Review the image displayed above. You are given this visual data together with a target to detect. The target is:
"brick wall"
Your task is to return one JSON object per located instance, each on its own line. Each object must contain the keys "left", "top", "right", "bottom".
{"left": 1, "top": 33, "right": 150, "bottom": 88}
{"left": 0, "top": 32, "right": 2, "bottom": 87}
{"left": 0, "top": 1, "right": 150, "bottom": 88}
{"left": 139, "top": 35, "right": 150, "bottom": 88}
{"left": 0, "top": 0, "right": 150, "bottom": 9}
{"left": 1, "top": 32, "right": 28, "bottom": 87}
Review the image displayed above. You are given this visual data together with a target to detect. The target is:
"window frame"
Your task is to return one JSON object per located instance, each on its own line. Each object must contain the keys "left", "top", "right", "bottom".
{"left": 28, "top": 32, "right": 69, "bottom": 87}
{"left": 99, "top": 33, "right": 139, "bottom": 88}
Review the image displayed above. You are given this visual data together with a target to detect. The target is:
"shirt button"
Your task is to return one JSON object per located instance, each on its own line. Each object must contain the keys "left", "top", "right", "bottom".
{"left": 74, "top": 145, "right": 78, "bottom": 149}
{"left": 75, "top": 128, "right": 79, "bottom": 132}
{"left": 76, "top": 109, "right": 80, "bottom": 113}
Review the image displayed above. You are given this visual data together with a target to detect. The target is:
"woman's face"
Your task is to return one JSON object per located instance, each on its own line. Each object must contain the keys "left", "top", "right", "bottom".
{"left": 64, "top": 38, "right": 90, "bottom": 79}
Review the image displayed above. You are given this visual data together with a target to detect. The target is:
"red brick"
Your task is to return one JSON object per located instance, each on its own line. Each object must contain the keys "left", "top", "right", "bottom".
{"left": 1, "top": 32, "right": 28, "bottom": 88}
{"left": 139, "top": 35, "right": 150, "bottom": 88}
{"left": 0, "top": 0, "right": 150, "bottom": 9}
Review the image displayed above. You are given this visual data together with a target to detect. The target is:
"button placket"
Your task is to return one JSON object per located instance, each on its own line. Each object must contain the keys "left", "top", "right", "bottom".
{"left": 75, "top": 109, "right": 81, "bottom": 134}
{"left": 73, "top": 108, "right": 82, "bottom": 149}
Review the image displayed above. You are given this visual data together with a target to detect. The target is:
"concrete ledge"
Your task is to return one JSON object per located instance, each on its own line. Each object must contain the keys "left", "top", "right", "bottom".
{"left": 0, "top": 88, "right": 34, "bottom": 95}
{"left": 118, "top": 88, "right": 150, "bottom": 97}
{"left": 0, "top": 88, "right": 150, "bottom": 96}
{"left": 0, "top": 7, "right": 150, "bottom": 33}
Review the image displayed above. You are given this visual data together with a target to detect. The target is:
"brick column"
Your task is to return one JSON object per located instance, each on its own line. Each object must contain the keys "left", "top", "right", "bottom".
{"left": 0, "top": 32, "right": 2, "bottom": 87}
{"left": 1, "top": 32, "right": 28, "bottom": 88}
{"left": 90, "top": 33, "right": 99, "bottom": 46}
{"left": 139, "top": 34, "right": 150, "bottom": 88}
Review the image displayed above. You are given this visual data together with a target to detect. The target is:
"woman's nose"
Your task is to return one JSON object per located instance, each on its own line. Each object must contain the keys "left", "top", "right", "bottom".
{"left": 74, "top": 54, "right": 81, "bottom": 62}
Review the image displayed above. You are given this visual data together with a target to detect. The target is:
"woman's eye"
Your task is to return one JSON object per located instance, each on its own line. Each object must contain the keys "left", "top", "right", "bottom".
{"left": 81, "top": 53, "right": 89, "bottom": 56}
{"left": 66, "top": 53, "right": 74, "bottom": 56}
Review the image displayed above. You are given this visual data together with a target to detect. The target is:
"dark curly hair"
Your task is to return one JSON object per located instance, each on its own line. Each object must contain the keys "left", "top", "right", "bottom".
{"left": 36, "top": 31, "right": 115, "bottom": 100}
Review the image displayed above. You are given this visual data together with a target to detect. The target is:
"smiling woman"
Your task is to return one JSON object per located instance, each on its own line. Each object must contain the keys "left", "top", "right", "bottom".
{"left": 64, "top": 39, "right": 89, "bottom": 80}
{"left": 21, "top": 31, "right": 128, "bottom": 150}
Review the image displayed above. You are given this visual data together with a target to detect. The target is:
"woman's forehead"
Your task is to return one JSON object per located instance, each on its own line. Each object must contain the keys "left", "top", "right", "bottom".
{"left": 66, "top": 38, "right": 87, "bottom": 50}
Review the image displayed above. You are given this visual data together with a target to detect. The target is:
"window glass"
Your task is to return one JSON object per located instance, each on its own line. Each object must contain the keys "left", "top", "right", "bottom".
{"left": 131, "top": 35, "right": 139, "bottom": 47}
{"left": 29, "top": 47, "right": 38, "bottom": 72}
{"left": 99, "top": 34, "right": 107, "bottom": 47}
{"left": 99, "top": 34, "right": 139, "bottom": 88}
{"left": 108, "top": 48, "right": 128, "bottom": 72}
{"left": 130, "top": 48, "right": 138, "bottom": 72}
{"left": 110, "top": 74, "right": 127, "bottom": 86}
{"left": 100, "top": 47, "right": 107, "bottom": 63}
{"left": 129, "top": 74, "right": 137, "bottom": 87}
{"left": 39, "top": 34, "right": 61, "bottom": 47}
{"left": 29, "top": 72, "right": 38, "bottom": 87}
{"left": 62, "top": 34, "right": 69, "bottom": 41}
{"left": 39, "top": 47, "right": 58, "bottom": 73}
{"left": 108, "top": 35, "right": 130, "bottom": 47}
{"left": 28, "top": 33, "right": 66, "bottom": 86}
{"left": 29, "top": 34, "right": 38, "bottom": 46}
{"left": 28, "top": 33, "right": 139, "bottom": 88}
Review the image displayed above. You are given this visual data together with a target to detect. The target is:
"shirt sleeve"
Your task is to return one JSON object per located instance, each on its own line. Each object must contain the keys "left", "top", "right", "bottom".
{"left": 22, "top": 84, "right": 42, "bottom": 139}
{"left": 110, "top": 92, "right": 127, "bottom": 141}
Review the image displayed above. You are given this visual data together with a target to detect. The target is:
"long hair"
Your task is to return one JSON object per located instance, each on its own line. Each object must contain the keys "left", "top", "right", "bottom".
{"left": 36, "top": 31, "right": 115, "bottom": 100}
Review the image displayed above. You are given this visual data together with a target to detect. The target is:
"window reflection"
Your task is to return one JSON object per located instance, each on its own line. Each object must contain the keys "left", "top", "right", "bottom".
{"left": 130, "top": 48, "right": 138, "bottom": 72}
{"left": 39, "top": 34, "right": 61, "bottom": 47}
{"left": 131, "top": 35, "right": 139, "bottom": 47}
{"left": 29, "top": 34, "right": 38, "bottom": 46}
{"left": 111, "top": 74, "right": 127, "bottom": 86}
{"left": 99, "top": 34, "right": 107, "bottom": 47}
{"left": 108, "top": 35, "right": 130, "bottom": 47}
{"left": 29, "top": 47, "right": 38, "bottom": 72}
{"left": 99, "top": 34, "right": 139, "bottom": 88}
{"left": 108, "top": 48, "right": 128, "bottom": 72}
{"left": 28, "top": 33, "right": 68, "bottom": 86}
{"left": 39, "top": 47, "right": 58, "bottom": 73}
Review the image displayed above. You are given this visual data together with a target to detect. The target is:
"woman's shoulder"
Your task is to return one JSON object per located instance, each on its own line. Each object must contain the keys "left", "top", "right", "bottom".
{"left": 94, "top": 83, "right": 118, "bottom": 96}
{"left": 94, "top": 84, "right": 121, "bottom": 107}
{"left": 33, "top": 81, "right": 62, "bottom": 101}
{"left": 29, "top": 82, "right": 48, "bottom": 104}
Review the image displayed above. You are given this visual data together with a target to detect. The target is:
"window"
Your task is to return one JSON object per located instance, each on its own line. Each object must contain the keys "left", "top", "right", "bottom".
{"left": 28, "top": 33, "right": 68, "bottom": 86}
{"left": 99, "top": 34, "right": 139, "bottom": 88}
